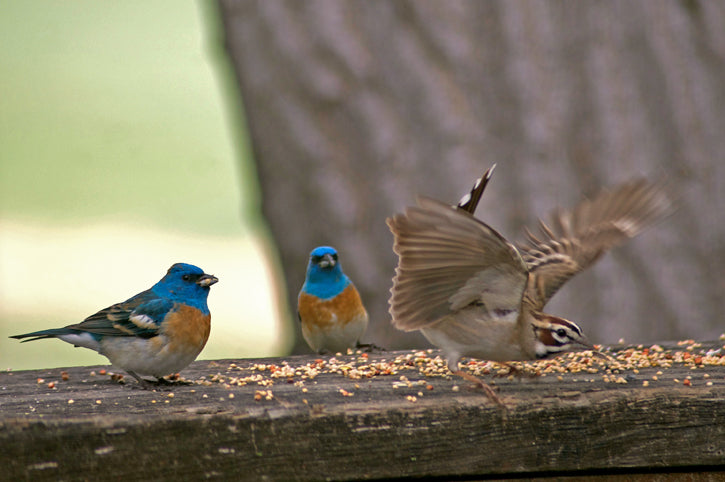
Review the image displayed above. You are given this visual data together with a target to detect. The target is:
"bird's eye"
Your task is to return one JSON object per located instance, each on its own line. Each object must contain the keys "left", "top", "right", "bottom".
{"left": 556, "top": 328, "right": 567, "bottom": 338}
{"left": 311, "top": 255, "right": 321, "bottom": 263}
{"left": 332, "top": 254, "right": 338, "bottom": 261}
{"left": 182, "top": 274, "right": 191, "bottom": 281}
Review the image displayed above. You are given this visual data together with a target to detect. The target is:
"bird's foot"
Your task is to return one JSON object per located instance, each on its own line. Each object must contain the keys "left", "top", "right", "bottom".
{"left": 355, "top": 342, "right": 386, "bottom": 353}
{"left": 125, "top": 371, "right": 190, "bottom": 390}
{"left": 125, "top": 371, "right": 158, "bottom": 390}
{"left": 157, "top": 374, "right": 193, "bottom": 385}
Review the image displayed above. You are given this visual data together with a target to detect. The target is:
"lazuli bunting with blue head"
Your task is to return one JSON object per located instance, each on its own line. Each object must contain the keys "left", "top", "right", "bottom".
{"left": 298, "top": 246, "right": 369, "bottom": 354}
{"left": 11, "top": 263, "right": 218, "bottom": 386}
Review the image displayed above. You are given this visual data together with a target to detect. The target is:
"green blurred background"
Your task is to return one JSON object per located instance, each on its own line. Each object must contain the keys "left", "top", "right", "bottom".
{"left": 0, "top": 1, "right": 292, "bottom": 370}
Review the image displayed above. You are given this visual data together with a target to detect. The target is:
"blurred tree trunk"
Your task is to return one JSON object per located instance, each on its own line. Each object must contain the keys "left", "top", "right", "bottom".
{"left": 218, "top": 0, "right": 725, "bottom": 354}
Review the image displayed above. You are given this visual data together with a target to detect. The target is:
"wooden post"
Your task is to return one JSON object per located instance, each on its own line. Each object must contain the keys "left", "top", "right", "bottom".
{"left": 2, "top": 341, "right": 724, "bottom": 480}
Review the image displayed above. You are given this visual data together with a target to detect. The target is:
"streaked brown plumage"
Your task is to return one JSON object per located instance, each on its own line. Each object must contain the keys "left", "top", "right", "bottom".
{"left": 387, "top": 166, "right": 673, "bottom": 403}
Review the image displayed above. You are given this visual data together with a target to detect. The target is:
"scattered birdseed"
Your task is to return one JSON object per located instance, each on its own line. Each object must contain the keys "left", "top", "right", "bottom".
{"left": 179, "top": 342, "right": 724, "bottom": 401}
{"left": 254, "top": 390, "right": 274, "bottom": 401}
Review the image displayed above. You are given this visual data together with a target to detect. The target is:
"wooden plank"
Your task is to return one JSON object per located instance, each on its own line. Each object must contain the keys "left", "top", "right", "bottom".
{"left": 2, "top": 341, "right": 725, "bottom": 480}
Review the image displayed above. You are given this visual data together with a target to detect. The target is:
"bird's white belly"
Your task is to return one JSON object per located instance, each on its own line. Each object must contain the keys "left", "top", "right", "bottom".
{"left": 99, "top": 336, "right": 201, "bottom": 378}
{"left": 302, "top": 314, "right": 368, "bottom": 354}
{"left": 422, "top": 323, "right": 529, "bottom": 364}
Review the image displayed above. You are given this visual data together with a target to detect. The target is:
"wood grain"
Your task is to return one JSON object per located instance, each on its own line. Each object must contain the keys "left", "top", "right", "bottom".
{"left": 2, "top": 341, "right": 724, "bottom": 480}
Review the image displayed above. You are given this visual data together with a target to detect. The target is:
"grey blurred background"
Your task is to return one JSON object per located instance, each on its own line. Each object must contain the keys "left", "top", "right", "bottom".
{"left": 218, "top": 0, "right": 725, "bottom": 353}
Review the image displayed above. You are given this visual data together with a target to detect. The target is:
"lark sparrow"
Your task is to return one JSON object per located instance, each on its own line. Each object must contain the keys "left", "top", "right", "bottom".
{"left": 387, "top": 166, "right": 673, "bottom": 403}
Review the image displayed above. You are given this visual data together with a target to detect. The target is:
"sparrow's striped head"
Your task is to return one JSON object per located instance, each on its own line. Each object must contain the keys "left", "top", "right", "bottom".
{"left": 531, "top": 311, "right": 592, "bottom": 358}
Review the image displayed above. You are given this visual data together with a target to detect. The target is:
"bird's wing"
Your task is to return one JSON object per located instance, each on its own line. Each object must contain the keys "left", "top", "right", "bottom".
{"left": 520, "top": 179, "right": 674, "bottom": 310}
{"left": 387, "top": 196, "right": 529, "bottom": 331}
{"left": 66, "top": 291, "right": 174, "bottom": 338}
{"left": 456, "top": 164, "right": 496, "bottom": 215}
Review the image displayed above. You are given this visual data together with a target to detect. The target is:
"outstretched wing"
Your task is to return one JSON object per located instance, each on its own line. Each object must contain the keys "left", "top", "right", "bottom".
{"left": 387, "top": 196, "right": 529, "bottom": 331}
{"left": 521, "top": 179, "right": 674, "bottom": 309}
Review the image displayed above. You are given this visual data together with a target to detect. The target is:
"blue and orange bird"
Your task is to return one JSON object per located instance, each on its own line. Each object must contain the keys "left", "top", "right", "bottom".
{"left": 297, "top": 246, "right": 369, "bottom": 354}
{"left": 11, "top": 263, "right": 218, "bottom": 386}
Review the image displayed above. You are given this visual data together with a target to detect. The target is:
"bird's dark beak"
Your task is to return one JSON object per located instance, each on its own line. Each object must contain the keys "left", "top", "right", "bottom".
{"left": 197, "top": 274, "right": 218, "bottom": 287}
{"left": 318, "top": 253, "right": 336, "bottom": 269}
{"left": 574, "top": 334, "right": 594, "bottom": 351}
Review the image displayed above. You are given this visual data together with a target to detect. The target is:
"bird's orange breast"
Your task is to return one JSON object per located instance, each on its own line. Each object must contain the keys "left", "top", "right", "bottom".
{"left": 299, "top": 285, "right": 367, "bottom": 329}
{"left": 159, "top": 304, "right": 211, "bottom": 355}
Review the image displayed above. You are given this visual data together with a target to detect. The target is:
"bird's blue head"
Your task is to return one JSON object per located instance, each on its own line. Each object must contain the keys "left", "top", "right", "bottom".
{"left": 152, "top": 263, "right": 218, "bottom": 313}
{"left": 302, "top": 246, "right": 350, "bottom": 299}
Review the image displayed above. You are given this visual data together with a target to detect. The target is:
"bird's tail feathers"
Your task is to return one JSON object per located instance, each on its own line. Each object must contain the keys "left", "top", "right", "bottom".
{"left": 10, "top": 328, "right": 82, "bottom": 343}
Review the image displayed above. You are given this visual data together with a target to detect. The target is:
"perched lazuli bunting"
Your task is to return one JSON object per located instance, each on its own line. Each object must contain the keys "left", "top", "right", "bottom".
{"left": 11, "top": 263, "right": 218, "bottom": 386}
{"left": 297, "top": 246, "right": 369, "bottom": 354}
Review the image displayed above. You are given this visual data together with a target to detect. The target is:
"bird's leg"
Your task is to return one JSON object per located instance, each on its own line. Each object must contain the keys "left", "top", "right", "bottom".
{"left": 126, "top": 370, "right": 156, "bottom": 390}
{"left": 452, "top": 369, "right": 504, "bottom": 407}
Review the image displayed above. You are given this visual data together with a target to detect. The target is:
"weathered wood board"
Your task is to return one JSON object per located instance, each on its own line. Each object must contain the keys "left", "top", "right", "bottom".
{"left": 2, "top": 341, "right": 724, "bottom": 481}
